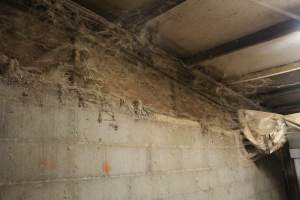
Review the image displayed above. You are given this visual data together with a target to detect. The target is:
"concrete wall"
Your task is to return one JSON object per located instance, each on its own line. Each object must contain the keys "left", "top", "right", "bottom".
{"left": 0, "top": 1, "right": 287, "bottom": 200}
{"left": 0, "top": 83, "right": 286, "bottom": 200}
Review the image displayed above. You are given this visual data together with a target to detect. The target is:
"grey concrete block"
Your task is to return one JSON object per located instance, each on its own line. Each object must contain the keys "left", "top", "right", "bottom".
{"left": 0, "top": 97, "right": 5, "bottom": 134}
{"left": 0, "top": 142, "right": 106, "bottom": 183}
{"left": 151, "top": 148, "right": 182, "bottom": 172}
{"left": 0, "top": 142, "right": 42, "bottom": 183}
{"left": 182, "top": 190, "right": 211, "bottom": 200}
{"left": 233, "top": 182, "right": 256, "bottom": 199}
{"left": 194, "top": 170, "right": 212, "bottom": 191}
{"left": 1, "top": 99, "right": 26, "bottom": 139}
{"left": 192, "top": 131, "right": 210, "bottom": 149}
{"left": 255, "top": 191, "right": 273, "bottom": 200}
{"left": 167, "top": 173, "right": 198, "bottom": 196}
{"left": 215, "top": 167, "right": 240, "bottom": 186}
{"left": 76, "top": 179, "right": 105, "bottom": 200}
{"left": 0, "top": 99, "right": 76, "bottom": 141}
{"left": 209, "top": 131, "right": 236, "bottom": 148}
{"left": 238, "top": 165, "right": 257, "bottom": 183}
{"left": 151, "top": 175, "right": 169, "bottom": 199}
{"left": 0, "top": 182, "right": 74, "bottom": 200}
{"left": 167, "top": 127, "right": 195, "bottom": 147}
{"left": 77, "top": 104, "right": 114, "bottom": 143}
{"left": 77, "top": 106, "right": 151, "bottom": 146}
{"left": 71, "top": 144, "right": 106, "bottom": 177}
{"left": 210, "top": 185, "right": 232, "bottom": 200}
{"left": 130, "top": 176, "right": 153, "bottom": 200}
{"left": 103, "top": 177, "right": 131, "bottom": 200}
{"left": 107, "top": 147, "right": 147, "bottom": 175}
{"left": 208, "top": 148, "right": 239, "bottom": 169}
{"left": 182, "top": 148, "right": 209, "bottom": 170}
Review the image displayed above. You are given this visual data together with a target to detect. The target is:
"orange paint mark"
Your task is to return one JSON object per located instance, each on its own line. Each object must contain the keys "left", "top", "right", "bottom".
{"left": 40, "top": 160, "right": 57, "bottom": 170}
{"left": 102, "top": 161, "right": 111, "bottom": 175}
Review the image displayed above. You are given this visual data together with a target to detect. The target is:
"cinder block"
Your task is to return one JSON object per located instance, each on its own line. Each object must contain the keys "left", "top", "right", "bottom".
{"left": 103, "top": 177, "right": 131, "bottom": 200}
{"left": 208, "top": 148, "right": 227, "bottom": 168}
{"left": 50, "top": 106, "right": 77, "bottom": 140}
{"left": 0, "top": 98, "right": 76, "bottom": 141}
{"left": 255, "top": 191, "right": 273, "bottom": 200}
{"left": 39, "top": 143, "right": 106, "bottom": 179}
{"left": 0, "top": 84, "right": 26, "bottom": 101}
{"left": 22, "top": 103, "right": 46, "bottom": 139}
{"left": 167, "top": 173, "right": 198, "bottom": 196}
{"left": 76, "top": 179, "right": 105, "bottom": 200}
{"left": 215, "top": 167, "right": 240, "bottom": 186}
{"left": 167, "top": 193, "right": 185, "bottom": 200}
{"left": 151, "top": 175, "right": 169, "bottom": 199}
{"left": 232, "top": 181, "right": 256, "bottom": 199}
{"left": 130, "top": 176, "right": 153, "bottom": 200}
{"left": 38, "top": 143, "right": 77, "bottom": 180}
{"left": 148, "top": 121, "right": 204, "bottom": 148}
{"left": 167, "top": 126, "right": 195, "bottom": 147}
{"left": 0, "top": 181, "right": 75, "bottom": 200}
{"left": 77, "top": 104, "right": 113, "bottom": 143}
{"left": 238, "top": 166, "right": 257, "bottom": 183}
{"left": 0, "top": 142, "right": 42, "bottom": 183}
{"left": 0, "top": 141, "right": 107, "bottom": 183}
{"left": 77, "top": 106, "right": 152, "bottom": 146}
{"left": 151, "top": 148, "right": 182, "bottom": 172}
{"left": 106, "top": 147, "right": 147, "bottom": 175}
{"left": 107, "top": 115, "right": 151, "bottom": 146}
{"left": 208, "top": 148, "right": 239, "bottom": 168}
{"left": 148, "top": 123, "right": 173, "bottom": 146}
{"left": 1, "top": 99, "right": 27, "bottom": 139}
{"left": 71, "top": 143, "right": 106, "bottom": 177}
{"left": 192, "top": 130, "right": 210, "bottom": 148}
{"left": 183, "top": 190, "right": 211, "bottom": 200}
{"left": 210, "top": 185, "right": 231, "bottom": 200}
{"left": 209, "top": 131, "right": 236, "bottom": 148}
{"left": 182, "top": 148, "right": 209, "bottom": 170}
{"left": 194, "top": 170, "right": 212, "bottom": 191}
{"left": 0, "top": 97, "right": 5, "bottom": 133}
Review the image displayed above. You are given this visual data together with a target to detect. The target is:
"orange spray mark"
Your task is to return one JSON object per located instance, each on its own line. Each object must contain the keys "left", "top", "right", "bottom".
{"left": 102, "top": 161, "right": 111, "bottom": 175}
{"left": 40, "top": 160, "right": 57, "bottom": 170}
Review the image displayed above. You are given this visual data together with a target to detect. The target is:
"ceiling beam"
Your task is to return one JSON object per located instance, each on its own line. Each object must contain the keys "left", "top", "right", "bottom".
{"left": 227, "top": 60, "right": 300, "bottom": 85}
{"left": 72, "top": 0, "right": 120, "bottom": 22}
{"left": 259, "top": 86, "right": 300, "bottom": 109}
{"left": 273, "top": 105, "right": 300, "bottom": 114}
{"left": 183, "top": 19, "right": 300, "bottom": 66}
{"left": 271, "top": 102, "right": 300, "bottom": 114}
{"left": 119, "top": 0, "right": 186, "bottom": 28}
{"left": 72, "top": 0, "right": 186, "bottom": 30}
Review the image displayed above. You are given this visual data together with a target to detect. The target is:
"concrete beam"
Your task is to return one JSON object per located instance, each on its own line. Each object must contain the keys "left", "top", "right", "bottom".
{"left": 227, "top": 60, "right": 300, "bottom": 85}
{"left": 119, "top": 0, "right": 186, "bottom": 28}
{"left": 184, "top": 19, "right": 300, "bottom": 66}
{"left": 73, "top": 0, "right": 186, "bottom": 29}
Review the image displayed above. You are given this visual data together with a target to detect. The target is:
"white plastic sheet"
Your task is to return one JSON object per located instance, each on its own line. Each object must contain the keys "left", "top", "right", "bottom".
{"left": 239, "top": 110, "right": 287, "bottom": 154}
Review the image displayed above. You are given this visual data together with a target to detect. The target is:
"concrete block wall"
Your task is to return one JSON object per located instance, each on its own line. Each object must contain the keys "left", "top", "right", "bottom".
{"left": 0, "top": 83, "right": 286, "bottom": 200}
{"left": 0, "top": 2, "right": 287, "bottom": 199}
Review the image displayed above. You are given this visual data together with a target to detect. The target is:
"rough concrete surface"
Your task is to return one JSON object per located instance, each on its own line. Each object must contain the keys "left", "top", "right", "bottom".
{"left": 151, "top": 0, "right": 300, "bottom": 56}
{"left": 0, "top": 83, "right": 287, "bottom": 200}
{"left": 0, "top": 0, "right": 287, "bottom": 199}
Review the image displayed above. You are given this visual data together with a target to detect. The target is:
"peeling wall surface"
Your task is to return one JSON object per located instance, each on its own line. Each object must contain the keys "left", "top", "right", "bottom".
{"left": 0, "top": 1, "right": 286, "bottom": 200}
